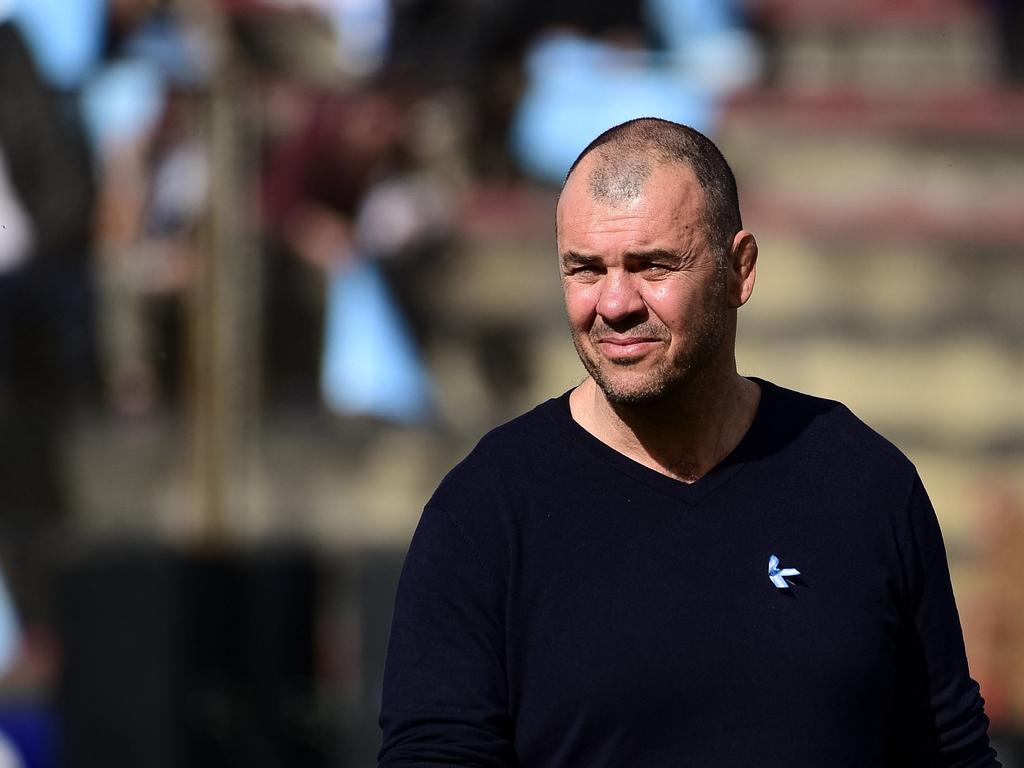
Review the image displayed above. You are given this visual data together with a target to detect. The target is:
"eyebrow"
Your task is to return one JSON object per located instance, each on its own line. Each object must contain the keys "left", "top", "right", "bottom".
{"left": 560, "top": 248, "right": 694, "bottom": 267}
{"left": 560, "top": 251, "right": 601, "bottom": 267}
{"left": 625, "top": 248, "right": 691, "bottom": 266}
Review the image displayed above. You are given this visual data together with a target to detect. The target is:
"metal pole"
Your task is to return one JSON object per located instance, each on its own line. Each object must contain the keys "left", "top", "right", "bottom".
{"left": 183, "top": 0, "right": 263, "bottom": 544}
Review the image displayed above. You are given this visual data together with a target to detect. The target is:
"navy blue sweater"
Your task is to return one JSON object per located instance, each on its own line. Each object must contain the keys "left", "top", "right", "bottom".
{"left": 379, "top": 379, "right": 998, "bottom": 766}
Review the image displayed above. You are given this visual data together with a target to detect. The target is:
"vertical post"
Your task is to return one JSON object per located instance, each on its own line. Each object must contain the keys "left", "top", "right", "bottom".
{"left": 184, "top": 0, "right": 263, "bottom": 544}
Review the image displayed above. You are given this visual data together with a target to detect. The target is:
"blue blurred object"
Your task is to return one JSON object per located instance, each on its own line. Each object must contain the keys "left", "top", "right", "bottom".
{"left": 329, "top": 0, "right": 392, "bottom": 76}
{"left": 646, "top": 0, "right": 741, "bottom": 50}
{"left": 0, "top": 733, "right": 23, "bottom": 768}
{"left": 121, "top": 12, "right": 211, "bottom": 88}
{"left": 80, "top": 59, "right": 167, "bottom": 150}
{"left": 0, "top": 702, "right": 57, "bottom": 768}
{"left": 510, "top": 32, "right": 715, "bottom": 184}
{"left": 645, "top": 0, "right": 761, "bottom": 93}
{"left": 510, "top": 0, "right": 761, "bottom": 184}
{"left": 321, "top": 258, "right": 433, "bottom": 425}
{"left": 9, "top": 0, "right": 105, "bottom": 90}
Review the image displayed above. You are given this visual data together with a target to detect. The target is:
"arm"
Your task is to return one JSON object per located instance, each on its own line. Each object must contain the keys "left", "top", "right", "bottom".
{"left": 891, "top": 475, "right": 1000, "bottom": 767}
{"left": 378, "top": 504, "right": 515, "bottom": 767}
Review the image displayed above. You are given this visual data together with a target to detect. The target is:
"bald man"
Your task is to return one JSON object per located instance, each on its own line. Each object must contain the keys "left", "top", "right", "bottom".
{"left": 378, "top": 119, "right": 999, "bottom": 767}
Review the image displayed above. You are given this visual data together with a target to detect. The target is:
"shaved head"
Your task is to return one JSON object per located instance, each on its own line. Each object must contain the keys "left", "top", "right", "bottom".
{"left": 562, "top": 118, "right": 742, "bottom": 256}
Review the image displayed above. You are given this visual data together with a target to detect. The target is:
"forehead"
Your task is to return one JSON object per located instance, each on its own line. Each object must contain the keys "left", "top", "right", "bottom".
{"left": 556, "top": 159, "right": 705, "bottom": 250}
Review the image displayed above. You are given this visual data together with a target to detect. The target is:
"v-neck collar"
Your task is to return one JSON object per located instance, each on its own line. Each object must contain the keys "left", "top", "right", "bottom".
{"left": 541, "top": 377, "right": 774, "bottom": 505}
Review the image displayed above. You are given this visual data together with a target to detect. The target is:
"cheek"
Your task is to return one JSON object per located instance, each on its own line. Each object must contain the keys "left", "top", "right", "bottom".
{"left": 643, "top": 283, "right": 674, "bottom": 304}
{"left": 563, "top": 286, "right": 598, "bottom": 327}
{"left": 641, "top": 286, "right": 714, "bottom": 342}
{"left": 639, "top": 284, "right": 682, "bottom": 325}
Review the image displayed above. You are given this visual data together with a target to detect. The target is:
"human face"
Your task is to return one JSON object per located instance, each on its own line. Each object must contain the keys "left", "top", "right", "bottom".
{"left": 557, "top": 162, "right": 733, "bottom": 405}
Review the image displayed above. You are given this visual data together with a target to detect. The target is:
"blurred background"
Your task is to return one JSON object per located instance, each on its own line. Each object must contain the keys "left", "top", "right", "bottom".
{"left": 0, "top": 0, "right": 1021, "bottom": 764}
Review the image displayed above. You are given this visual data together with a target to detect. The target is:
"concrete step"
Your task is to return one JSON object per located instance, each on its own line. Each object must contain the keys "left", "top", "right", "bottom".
{"left": 717, "top": 96, "right": 1024, "bottom": 245}
{"left": 749, "top": 0, "right": 995, "bottom": 92}
{"left": 751, "top": 0, "right": 976, "bottom": 27}
{"left": 741, "top": 236, "right": 1023, "bottom": 344}
{"left": 736, "top": 335, "right": 1023, "bottom": 451}
{"left": 766, "top": 23, "right": 993, "bottom": 92}
{"left": 723, "top": 89, "right": 1024, "bottom": 141}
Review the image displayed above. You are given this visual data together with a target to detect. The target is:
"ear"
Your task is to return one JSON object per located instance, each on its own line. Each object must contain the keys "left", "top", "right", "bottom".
{"left": 726, "top": 230, "right": 757, "bottom": 308}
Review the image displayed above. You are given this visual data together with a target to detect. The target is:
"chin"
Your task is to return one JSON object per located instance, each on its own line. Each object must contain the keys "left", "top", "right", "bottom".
{"left": 590, "top": 364, "right": 680, "bottom": 406}
{"left": 601, "top": 387, "right": 667, "bottom": 406}
{"left": 572, "top": 332, "right": 717, "bottom": 405}
{"left": 585, "top": 347, "right": 723, "bottom": 405}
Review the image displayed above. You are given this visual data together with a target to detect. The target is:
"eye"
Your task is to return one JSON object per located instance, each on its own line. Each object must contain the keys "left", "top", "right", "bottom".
{"left": 639, "top": 262, "right": 669, "bottom": 275}
{"left": 566, "top": 264, "right": 602, "bottom": 277}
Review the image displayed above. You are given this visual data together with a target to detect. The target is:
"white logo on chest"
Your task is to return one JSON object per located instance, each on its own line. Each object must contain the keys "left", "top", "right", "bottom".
{"left": 768, "top": 554, "right": 800, "bottom": 589}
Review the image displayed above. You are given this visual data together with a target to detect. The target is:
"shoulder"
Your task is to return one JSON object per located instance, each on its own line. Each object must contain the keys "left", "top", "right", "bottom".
{"left": 755, "top": 378, "right": 917, "bottom": 488}
{"left": 417, "top": 395, "right": 576, "bottom": 570}
{"left": 429, "top": 396, "right": 570, "bottom": 513}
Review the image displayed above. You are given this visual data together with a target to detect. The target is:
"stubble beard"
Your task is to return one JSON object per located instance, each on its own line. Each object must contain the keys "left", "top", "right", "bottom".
{"left": 569, "top": 289, "right": 730, "bottom": 406}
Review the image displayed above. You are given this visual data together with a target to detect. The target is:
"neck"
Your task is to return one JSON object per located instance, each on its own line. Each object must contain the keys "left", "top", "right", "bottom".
{"left": 570, "top": 364, "right": 761, "bottom": 483}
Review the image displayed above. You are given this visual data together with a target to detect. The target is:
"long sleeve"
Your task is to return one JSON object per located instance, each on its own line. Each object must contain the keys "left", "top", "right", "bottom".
{"left": 891, "top": 475, "right": 1000, "bottom": 767}
{"left": 378, "top": 504, "right": 515, "bottom": 767}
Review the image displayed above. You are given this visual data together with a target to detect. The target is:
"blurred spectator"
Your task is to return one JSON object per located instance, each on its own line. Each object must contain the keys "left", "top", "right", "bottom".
{"left": 510, "top": 32, "right": 716, "bottom": 183}
{"left": 382, "top": 0, "right": 759, "bottom": 181}
{"left": 236, "top": 3, "right": 456, "bottom": 422}
{"left": 7, "top": 0, "right": 105, "bottom": 93}
{"left": 320, "top": 105, "right": 457, "bottom": 424}
{"left": 244, "top": 0, "right": 393, "bottom": 78}
{"left": 510, "top": 0, "right": 759, "bottom": 183}
{"left": 386, "top": 0, "right": 517, "bottom": 90}
{"left": 7, "top": 0, "right": 212, "bottom": 418}
{"left": 0, "top": 16, "right": 95, "bottom": 628}
{"left": 85, "top": 2, "right": 210, "bottom": 415}
{"left": 256, "top": 79, "right": 388, "bottom": 409}
{"left": 94, "top": 84, "right": 208, "bottom": 415}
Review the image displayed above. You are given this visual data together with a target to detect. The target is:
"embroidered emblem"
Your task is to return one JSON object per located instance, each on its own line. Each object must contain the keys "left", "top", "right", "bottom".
{"left": 768, "top": 554, "right": 800, "bottom": 589}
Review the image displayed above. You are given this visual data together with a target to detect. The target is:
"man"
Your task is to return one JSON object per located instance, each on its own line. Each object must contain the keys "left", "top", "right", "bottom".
{"left": 378, "top": 118, "right": 999, "bottom": 766}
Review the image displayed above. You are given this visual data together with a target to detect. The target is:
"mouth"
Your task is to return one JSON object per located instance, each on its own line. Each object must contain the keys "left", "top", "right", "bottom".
{"left": 594, "top": 337, "right": 663, "bottom": 361}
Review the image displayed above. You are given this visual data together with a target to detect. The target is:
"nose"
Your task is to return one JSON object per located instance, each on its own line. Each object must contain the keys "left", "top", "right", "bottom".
{"left": 595, "top": 270, "right": 645, "bottom": 325}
